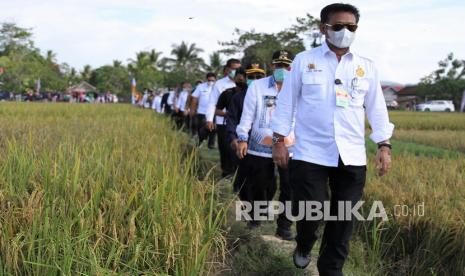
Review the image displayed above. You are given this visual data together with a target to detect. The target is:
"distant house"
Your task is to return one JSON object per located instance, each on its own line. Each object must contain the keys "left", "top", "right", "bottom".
{"left": 66, "top": 81, "right": 97, "bottom": 94}
{"left": 66, "top": 81, "right": 98, "bottom": 102}
{"left": 396, "top": 85, "right": 418, "bottom": 110}
{"left": 381, "top": 82, "right": 404, "bottom": 109}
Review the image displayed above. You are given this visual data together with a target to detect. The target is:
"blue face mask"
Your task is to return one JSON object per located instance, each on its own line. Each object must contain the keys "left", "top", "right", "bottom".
{"left": 273, "top": 68, "right": 287, "bottom": 82}
{"left": 246, "top": 79, "right": 254, "bottom": 86}
{"left": 228, "top": 70, "right": 236, "bottom": 79}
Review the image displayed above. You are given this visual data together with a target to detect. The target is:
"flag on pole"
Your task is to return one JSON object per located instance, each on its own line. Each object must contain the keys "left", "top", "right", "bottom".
{"left": 460, "top": 90, "right": 465, "bottom": 112}
{"left": 36, "top": 78, "right": 41, "bottom": 94}
{"left": 131, "top": 78, "right": 137, "bottom": 105}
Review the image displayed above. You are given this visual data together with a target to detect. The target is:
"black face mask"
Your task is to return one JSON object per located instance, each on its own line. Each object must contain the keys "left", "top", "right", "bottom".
{"left": 235, "top": 81, "right": 247, "bottom": 90}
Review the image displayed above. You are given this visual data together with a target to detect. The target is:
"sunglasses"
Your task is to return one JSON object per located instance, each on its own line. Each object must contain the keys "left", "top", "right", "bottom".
{"left": 325, "top": 23, "right": 358, "bottom": 32}
{"left": 247, "top": 74, "right": 265, "bottom": 80}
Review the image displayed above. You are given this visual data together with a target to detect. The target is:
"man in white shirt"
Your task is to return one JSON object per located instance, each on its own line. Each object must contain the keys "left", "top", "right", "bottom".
{"left": 151, "top": 90, "right": 163, "bottom": 113}
{"left": 271, "top": 3, "right": 394, "bottom": 273}
{"left": 206, "top": 58, "right": 242, "bottom": 177}
{"left": 166, "top": 89, "right": 176, "bottom": 114}
{"left": 190, "top": 72, "right": 217, "bottom": 147}
{"left": 176, "top": 82, "right": 192, "bottom": 129}
{"left": 140, "top": 89, "right": 149, "bottom": 108}
{"left": 236, "top": 51, "right": 295, "bottom": 238}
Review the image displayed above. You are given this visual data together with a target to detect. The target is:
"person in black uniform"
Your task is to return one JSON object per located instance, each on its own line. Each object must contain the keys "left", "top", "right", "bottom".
{"left": 226, "top": 64, "right": 266, "bottom": 192}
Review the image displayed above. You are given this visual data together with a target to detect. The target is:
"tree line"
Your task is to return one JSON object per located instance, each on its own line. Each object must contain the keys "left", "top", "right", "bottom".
{"left": 0, "top": 15, "right": 320, "bottom": 99}
{"left": 1, "top": 17, "right": 462, "bottom": 105}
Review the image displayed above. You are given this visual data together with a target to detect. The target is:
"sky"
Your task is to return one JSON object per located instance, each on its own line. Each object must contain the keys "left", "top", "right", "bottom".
{"left": 1, "top": 0, "right": 464, "bottom": 84}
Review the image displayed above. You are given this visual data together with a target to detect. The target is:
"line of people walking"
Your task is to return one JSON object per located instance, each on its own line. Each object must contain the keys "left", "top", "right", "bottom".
{"left": 135, "top": 3, "right": 394, "bottom": 275}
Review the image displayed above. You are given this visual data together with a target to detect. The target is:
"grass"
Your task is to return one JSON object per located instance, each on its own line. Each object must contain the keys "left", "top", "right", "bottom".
{"left": 0, "top": 103, "right": 226, "bottom": 275}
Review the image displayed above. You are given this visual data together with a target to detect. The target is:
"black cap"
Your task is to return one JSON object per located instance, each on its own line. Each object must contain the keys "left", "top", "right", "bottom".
{"left": 272, "top": 50, "right": 294, "bottom": 65}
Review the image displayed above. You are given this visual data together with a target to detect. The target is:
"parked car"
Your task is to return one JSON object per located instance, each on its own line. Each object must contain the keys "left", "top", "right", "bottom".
{"left": 416, "top": 100, "right": 455, "bottom": 112}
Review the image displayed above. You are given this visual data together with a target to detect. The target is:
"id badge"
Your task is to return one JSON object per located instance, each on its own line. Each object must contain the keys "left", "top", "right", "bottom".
{"left": 335, "top": 86, "right": 350, "bottom": 108}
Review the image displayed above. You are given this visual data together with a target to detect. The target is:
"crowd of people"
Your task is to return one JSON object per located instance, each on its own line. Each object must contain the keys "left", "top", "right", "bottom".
{"left": 134, "top": 55, "right": 295, "bottom": 238}
{"left": 134, "top": 3, "right": 394, "bottom": 275}
{"left": 0, "top": 90, "right": 119, "bottom": 103}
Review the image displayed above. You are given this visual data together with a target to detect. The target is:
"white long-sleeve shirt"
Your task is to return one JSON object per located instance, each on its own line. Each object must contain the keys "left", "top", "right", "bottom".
{"left": 177, "top": 90, "right": 189, "bottom": 112}
{"left": 206, "top": 76, "right": 235, "bottom": 125}
{"left": 152, "top": 95, "right": 162, "bottom": 113}
{"left": 271, "top": 42, "right": 394, "bottom": 167}
{"left": 236, "top": 76, "right": 295, "bottom": 158}
{"left": 167, "top": 91, "right": 175, "bottom": 107}
{"left": 192, "top": 82, "right": 214, "bottom": 115}
{"left": 140, "top": 92, "right": 148, "bottom": 107}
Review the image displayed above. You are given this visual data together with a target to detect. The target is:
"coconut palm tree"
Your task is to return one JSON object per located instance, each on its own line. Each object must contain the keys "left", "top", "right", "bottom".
{"left": 165, "top": 41, "right": 205, "bottom": 74}
{"left": 45, "top": 50, "right": 56, "bottom": 64}
{"left": 80, "top": 65, "right": 92, "bottom": 82}
{"left": 112, "top": 60, "right": 123, "bottom": 68}
{"left": 204, "top": 51, "right": 223, "bottom": 77}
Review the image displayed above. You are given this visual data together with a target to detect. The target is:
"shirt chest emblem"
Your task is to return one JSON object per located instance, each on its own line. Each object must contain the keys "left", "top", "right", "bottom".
{"left": 356, "top": 66, "right": 365, "bottom": 77}
{"left": 307, "top": 63, "right": 322, "bottom": 73}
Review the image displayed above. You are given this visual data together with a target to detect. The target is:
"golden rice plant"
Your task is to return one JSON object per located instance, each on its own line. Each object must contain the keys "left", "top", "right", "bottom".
{"left": 0, "top": 103, "right": 226, "bottom": 275}
{"left": 360, "top": 152, "right": 465, "bottom": 275}
{"left": 392, "top": 129, "right": 465, "bottom": 153}
{"left": 388, "top": 111, "right": 465, "bottom": 131}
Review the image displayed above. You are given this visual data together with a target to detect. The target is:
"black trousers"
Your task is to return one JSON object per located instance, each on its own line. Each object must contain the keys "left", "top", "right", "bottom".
{"left": 289, "top": 158, "right": 366, "bottom": 276}
{"left": 171, "top": 111, "right": 184, "bottom": 129}
{"left": 164, "top": 105, "right": 172, "bottom": 115}
{"left": 196, "top": 114, "right": 215, "bottom": 148}
{"left": 217, "top": 124, "right": 235, "bottom": 176}
{"left": 237, "top": 154, "right": 292, "bottom": 229}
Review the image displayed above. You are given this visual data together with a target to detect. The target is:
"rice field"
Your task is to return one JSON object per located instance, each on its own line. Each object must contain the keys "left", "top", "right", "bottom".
{"left": 0, "top": 104, "right": 464, "bottom": 275}
{"left": 0, "top": 103, "right": 226, "bottom": 275}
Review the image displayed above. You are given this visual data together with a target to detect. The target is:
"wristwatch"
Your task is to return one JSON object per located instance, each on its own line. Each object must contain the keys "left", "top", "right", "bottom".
{"left": 377, "top": 143, "right": 392, "bottom": 150}
{"left": 237, "top": 135, "right": 248, "bottom": 143}
{"left": 272, "top": 135, "right": 284, "bottom": 145}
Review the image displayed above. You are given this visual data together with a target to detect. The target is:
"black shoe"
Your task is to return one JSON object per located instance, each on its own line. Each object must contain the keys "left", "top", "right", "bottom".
{"left": 247, "top": 220, "right": 261, "bottom": 229}
{"left": 293, "top": 246, "right": 311, "bottom": 269}
{"left": 275, "top": 227, "right": 294, "bottom": 241}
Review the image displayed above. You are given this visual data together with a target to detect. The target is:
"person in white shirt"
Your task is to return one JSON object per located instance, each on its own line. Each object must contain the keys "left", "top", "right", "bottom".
{"left": 235, "top": 54, "right": 296, "bottom": 237}
{"left": 166, "top": 89, "right": 176, "bottom": 113}
{"left": 175, "top": 82, "right": 192, "bottom": 129}
{"left": 151, "top": 90, "right": 163, "bottom": 113}
{"left": 139, "top": 89, "right": 149, "bottom": 108}
{"left": 270, "top": 3, "right": 394, "bottom": 272}
{"left": 190, "top": 72, "right": 217, "bottom": 147}
{"left": 206, "top": 58, "right": 242, "bottom": 177}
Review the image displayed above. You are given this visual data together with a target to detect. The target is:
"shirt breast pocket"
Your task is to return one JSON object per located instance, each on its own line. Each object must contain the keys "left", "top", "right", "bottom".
{"left": 302, "top": 72, "right": 326, "bottom": 101}
{"left": 350, "top": 78, "right": 370, "bottom": 107}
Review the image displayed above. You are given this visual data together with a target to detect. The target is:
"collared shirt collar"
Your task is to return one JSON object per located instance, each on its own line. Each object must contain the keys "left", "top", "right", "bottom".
{"left": 321, "top": 40, "right": 354, "bottom": 60}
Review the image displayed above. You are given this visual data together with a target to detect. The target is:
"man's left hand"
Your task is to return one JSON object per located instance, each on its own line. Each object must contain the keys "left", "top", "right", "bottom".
{"left": 375, "top": 147, "right": 391, "bottom": 176}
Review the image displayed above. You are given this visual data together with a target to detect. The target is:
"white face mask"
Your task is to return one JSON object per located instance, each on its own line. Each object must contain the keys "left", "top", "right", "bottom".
{"left": 327, "top": 28, "right": 356, "bottom": 49}
{"left": 207, "top": 81, "right": 214, "bottom": 86}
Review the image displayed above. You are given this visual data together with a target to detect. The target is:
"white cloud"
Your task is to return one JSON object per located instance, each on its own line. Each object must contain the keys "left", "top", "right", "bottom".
{"left": 1, "top": 0, "right": 464, "bottom": 83}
